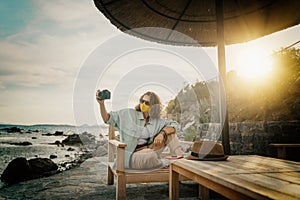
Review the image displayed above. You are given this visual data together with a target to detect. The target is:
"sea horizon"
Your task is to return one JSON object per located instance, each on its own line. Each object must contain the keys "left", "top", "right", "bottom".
{"left": 0, "top": 123, "right": 103, "bottom": 128}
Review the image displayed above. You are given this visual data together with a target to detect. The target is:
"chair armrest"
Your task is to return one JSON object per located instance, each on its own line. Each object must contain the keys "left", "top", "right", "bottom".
{"left": 109, "top": 139, "right": 127, "bottom": 148}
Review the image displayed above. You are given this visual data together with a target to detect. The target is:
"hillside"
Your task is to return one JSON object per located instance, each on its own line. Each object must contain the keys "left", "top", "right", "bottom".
{"left": 165, "top": 47, "right": 300, "bottom": 126}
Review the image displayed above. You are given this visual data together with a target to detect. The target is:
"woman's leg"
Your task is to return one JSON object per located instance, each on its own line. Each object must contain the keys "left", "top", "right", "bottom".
{"left": 149, "top": 134, "right": 183, "bottom": 156}
{"left": 165, "top": 134, "right": 183, "bottom": 156}
{"left": 130, "top": 148, "right": 163, "bottom": 169}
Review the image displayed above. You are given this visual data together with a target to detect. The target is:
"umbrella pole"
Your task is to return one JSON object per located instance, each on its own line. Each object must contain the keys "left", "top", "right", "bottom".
{"left": 216, "top": 0, "right": 231, "bottom": 155}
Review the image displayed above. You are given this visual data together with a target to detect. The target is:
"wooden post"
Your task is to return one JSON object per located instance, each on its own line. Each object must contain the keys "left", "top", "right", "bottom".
{"left": 277, "top": 147, "right": 286, "bottom": 159}
{"left": 117, "top": 173, "right": 126, "bottom": 200}
{"left": 199, "top": 185, "right": 210, "bottom": 200}
{"left": 216, "top": 0, "right": 231, "bottom": 155}
{"left": 169, "top": 164, "right": 179, "bottom": 200}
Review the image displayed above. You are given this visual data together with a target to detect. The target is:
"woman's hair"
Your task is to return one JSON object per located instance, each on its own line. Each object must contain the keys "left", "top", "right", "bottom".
{"left": 135, "top": 91, "right": 162, "bottom": 118}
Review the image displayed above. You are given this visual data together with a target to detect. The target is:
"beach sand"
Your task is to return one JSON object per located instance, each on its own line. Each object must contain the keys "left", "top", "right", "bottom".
{"left": 0, "top": 157, "right": 227, "bottom": 200}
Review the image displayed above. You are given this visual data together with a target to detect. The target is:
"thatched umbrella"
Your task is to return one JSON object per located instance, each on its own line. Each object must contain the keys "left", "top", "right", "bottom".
{"left": 93, "top": 0, "right": 300, "bottom": 154}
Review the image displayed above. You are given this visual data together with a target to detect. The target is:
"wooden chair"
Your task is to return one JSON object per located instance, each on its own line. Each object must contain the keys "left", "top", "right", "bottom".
{"left": 106, "top": 125, "right": 191, "bottom": 199}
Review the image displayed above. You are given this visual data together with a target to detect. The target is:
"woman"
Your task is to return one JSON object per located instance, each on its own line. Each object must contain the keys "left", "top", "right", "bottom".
{"left": 96, "top": 90, "right": 183, "bottom": 169}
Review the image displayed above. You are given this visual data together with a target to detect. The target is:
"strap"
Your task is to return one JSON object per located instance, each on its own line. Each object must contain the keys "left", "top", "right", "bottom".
{"left": 191, "top": 152, "right": 225, "bottom": 158}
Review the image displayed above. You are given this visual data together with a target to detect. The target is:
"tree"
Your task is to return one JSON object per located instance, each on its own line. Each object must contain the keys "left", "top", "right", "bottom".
{"left": 166, "top": 47, "right": 300, "bottom": 123}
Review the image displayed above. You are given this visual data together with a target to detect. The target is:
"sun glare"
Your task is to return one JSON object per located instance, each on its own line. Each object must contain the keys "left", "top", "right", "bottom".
{"left": 236, "top": 47, "right": 273, "bottom": 80}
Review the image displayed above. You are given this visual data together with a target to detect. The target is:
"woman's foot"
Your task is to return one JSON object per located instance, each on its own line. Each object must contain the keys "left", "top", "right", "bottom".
{"left": 160, "top": 158, "right": 170, "bottom": 168}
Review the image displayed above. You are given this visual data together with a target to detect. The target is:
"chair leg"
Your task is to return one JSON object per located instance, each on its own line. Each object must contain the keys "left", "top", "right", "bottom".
{"left": 116, "top": 173, "right": 126, "bottom": 200}
{"left": 107, "top": 166, "right": 114, "bottom": 185}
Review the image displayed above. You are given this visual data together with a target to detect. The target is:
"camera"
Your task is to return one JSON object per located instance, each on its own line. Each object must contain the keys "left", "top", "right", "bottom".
{"left": 98, "top": 89, "right": 111, "bottom": 100}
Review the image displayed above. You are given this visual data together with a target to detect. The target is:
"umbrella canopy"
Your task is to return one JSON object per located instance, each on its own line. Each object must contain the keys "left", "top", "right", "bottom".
{"left": 93, "top": 0, "right": 300, "bottom": 154}
{"left": 94, "top": 0, "right": 300, "bottom": 47}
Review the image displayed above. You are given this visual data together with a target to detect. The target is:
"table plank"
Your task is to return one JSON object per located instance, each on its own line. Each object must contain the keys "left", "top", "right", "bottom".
{"left": 214, "top": 157, "right": 300, "bottom": 174}
{"left": 208, "top": 155, "right": 300, "bottom": 174}
{"left": 172, "top": 157, "right": 299, "bottom": 177}
{"left": 244, "top": 171, "right": 300, "bottom": 184}
{"left": 227, "top": 172, "right": 300, "bottom": 199}
{"left": 233, "top": 155, "right": 300, "bottom": 169}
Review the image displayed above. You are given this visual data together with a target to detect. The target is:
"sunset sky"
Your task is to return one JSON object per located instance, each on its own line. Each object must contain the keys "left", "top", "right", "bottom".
{"left": 0, "top": 0, "right": 299, "bottom": 125}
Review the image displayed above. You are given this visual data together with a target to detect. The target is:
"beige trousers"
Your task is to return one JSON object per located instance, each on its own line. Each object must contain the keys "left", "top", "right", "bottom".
{"left": 130, "top": 134, "right": 183, "bottom": 169}
{"left": 148, "top": 133, "right": 183, "bottom": 156}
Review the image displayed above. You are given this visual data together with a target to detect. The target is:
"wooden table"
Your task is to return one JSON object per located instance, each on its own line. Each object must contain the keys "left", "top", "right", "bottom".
{"left": 169, "top": 155, "right": 300, "bottom": 200}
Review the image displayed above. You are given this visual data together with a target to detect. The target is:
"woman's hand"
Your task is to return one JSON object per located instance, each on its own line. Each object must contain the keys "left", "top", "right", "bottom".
{"left": 96, "top": 89, "right": 110, "bottom": 122}
{"left": 96, "top": 89, "right": 104, "bottom": 104}
{"left": 153, "top": 133, "right": 165, "bottom": 147}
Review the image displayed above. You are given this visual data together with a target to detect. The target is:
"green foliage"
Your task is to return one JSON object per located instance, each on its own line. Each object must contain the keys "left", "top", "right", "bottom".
{"left": 165, "top": 47, "right": 300, "bottom": 122}
{"left": 165, "top": 80, "right": 221, "bottom": 123}
{"left": 227, "top": 47, "right": 300, "bottom": 122}
{"left": 184, "top": 127, "right": 197, "bottom": 141}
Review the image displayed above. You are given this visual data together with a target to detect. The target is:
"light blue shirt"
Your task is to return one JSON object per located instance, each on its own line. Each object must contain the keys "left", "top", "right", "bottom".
{"left": 106, "top": 108, "right": 180, "bottom": 168}
{"left": 137, "top": 127, "right": 150, "bottom": 145}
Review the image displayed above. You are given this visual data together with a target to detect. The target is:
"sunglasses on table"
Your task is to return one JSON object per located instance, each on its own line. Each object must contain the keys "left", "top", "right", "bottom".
{"left": 140, "top": 99, "right": 150, "bottom": 106}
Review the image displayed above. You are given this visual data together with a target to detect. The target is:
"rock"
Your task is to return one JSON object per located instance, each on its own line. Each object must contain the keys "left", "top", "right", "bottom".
{"left": 54, "top": 140, "right": 60, "bottom": 145}
{"left": 1, "top": 157, "right": 34, "bottom": 184}
{"left": 50, "top": 155, "right": 57, "bottom": 159}
{"left": 0, "top": 127, "right": 22, "bottom": 133}
{"left": 62, "top": 134, "right": 83, "bottom": 146}
{"left": 54, "top": 140, "right": 64, "bottom": 147}
{"left": 93, "top": 146, "right": 108, "bottom": 157}
{"left": 81, "top": 132, "right": 96, "bottom": 143}
{"left": 10, "top": 141, "right": 32, "bottom": 146}
{"left": 54, "top": 131, "right": 63, "bottom": 136}
{"left": 1, "top": 157, "right": 58, "bottom": 185}
{"left": 67, "top": 147, "right": 75, "bottom": 151}
{"left": 28, "top": 158, "right": 58, "bottom": 177}
{"left": 42, "top": 133, "right": 53, "bottom": 136}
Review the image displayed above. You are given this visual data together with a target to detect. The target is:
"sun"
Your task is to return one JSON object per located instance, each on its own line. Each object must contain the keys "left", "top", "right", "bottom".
{"left": 236, "top": 47, "right": 273, "bottom": 80}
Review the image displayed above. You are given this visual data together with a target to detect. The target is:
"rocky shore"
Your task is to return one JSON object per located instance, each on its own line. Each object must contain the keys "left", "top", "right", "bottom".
{"left": 0, "top": 157, "right": 191, "bottom": 199}
{"left": 0, "top": 156, "right": 229, "bottom": 200}
{"left": 0, "top": 126, "right": 107, "bottom": 187}
{"left": 0, "top": 126, "right": 227, "bottom": 199}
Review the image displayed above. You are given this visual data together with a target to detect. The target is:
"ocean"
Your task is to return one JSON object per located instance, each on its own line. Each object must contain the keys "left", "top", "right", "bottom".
{"left": 0, "top": 124, "right": 109, "bottom": 188}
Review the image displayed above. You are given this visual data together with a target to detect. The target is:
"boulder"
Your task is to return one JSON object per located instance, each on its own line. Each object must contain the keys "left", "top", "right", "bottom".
{"left": 1, "top": 157, "right": 58, "bottom": 185}
{"left": 1, "top": 157, "right": 33, "bottom": 184}
{"left": 93, "top": 146, "right": 108, "bottom": 157}
{"left": 80, "top": 132, "right": 96, "bottom": 144}
{"left": 28, "top": 158, "right": 58, "bottom": 176}
{"left": 62, "top": 134, "right": 83, "bottom": 146}
{"left": 54, "top": 131, "right": 63, "bottom": 136}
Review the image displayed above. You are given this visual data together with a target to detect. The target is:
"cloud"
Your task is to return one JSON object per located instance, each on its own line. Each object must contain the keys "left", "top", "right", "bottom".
{"left": 33, "top": 0, "right": 104, "bottom": 25}
{"left": 0, "top": 0, "right": 123, "bottom": 124}
{"left": 0, "top": 0, "right": 118, "bottom": 90}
